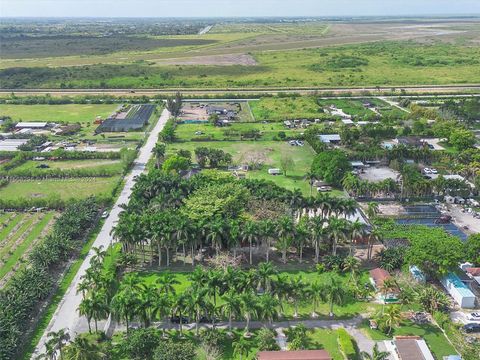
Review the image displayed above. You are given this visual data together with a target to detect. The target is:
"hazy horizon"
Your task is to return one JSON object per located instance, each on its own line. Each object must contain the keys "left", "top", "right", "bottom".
{"left": 1, "top": 0, "right": 480, "bottom": 18}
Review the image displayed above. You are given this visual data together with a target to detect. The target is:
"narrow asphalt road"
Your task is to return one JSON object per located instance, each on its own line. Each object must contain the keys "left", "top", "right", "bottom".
{"left": 32, "top": 108, "right": 171, "bottom": 358}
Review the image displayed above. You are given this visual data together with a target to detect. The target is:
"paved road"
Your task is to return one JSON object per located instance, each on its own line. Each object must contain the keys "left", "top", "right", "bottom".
{"left": 32, "top": 108, "right": 171, "bottom": 358}
{"left": 2, "top": 85, "right": 480, "bottom": 97}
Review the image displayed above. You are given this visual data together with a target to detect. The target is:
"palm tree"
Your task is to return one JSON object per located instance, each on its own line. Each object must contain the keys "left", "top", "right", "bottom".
{"left": 89, "top": 290, "right": 109, "bottom": 332}
{"left": 379, "top": 278, "right": 398, "bottom": 313}
{"left": 153, "top": 143, "right": 166, "bottom": 168}
{"left": 206, "top": 220, "right": 225, "bottom": 256}
{"left": 45, "top": 329, "right": 70, "bottom": 360}
{"left": 186, "top": 287, "right": 209, "bottom": 335}
{"left": 257, "top": 294, "right": 279, "bottom": 327}
{"left": 240, "top": 292, "right": 257, "bottom": 337}
{"left": 62, "top": 336, "right": 105, "bottom": 360}
{"left": 242, "top": 220, "right": 258, "bottom": 265}
{"left": 382, "top": 306, "right": 402, "bottom": 335}
{"left": 304, "top": 171, "right": 317, "bottom": 197}
{"left": 221, "top": 291, "right": 241, "bottom": 333}
{"left": 172, "top": 293, "right": 189, "bottom": 337}
{"left": 321, "top": 274, "right": 347, "bottom": 317}
{"left": 259, "top": 219, "right": 275, "bottom": 262}
{"left": 309, "top": 216, "right": 325, "bottom": 263}
{"left": 233, "top": 337, "right": 249, "bottom": 360}
{"left": 288, "top": 276, "right": 306, "bottom": 318}
{"left": 360, "top": 343, "right": 390, "bottom": 360}
{"left": 343, "top": 256, "right": 361, "bottom": 286}
{"left": 349, "top": 220, "right": 366, "bottom": 256}
{"left": 256, "top": 262, "right": 277, "bottom": 293}
{"left": 366, "top": 202, "right": 380, "bottom": 220}
{"left": 156, "top": 271, "right": 180, "bottom": 296}
{"left": 78, "top": 297, "right": 94, "bottom": 333}
{"left": 136, "top": 283, "right": 158, "bottom": 328}
{"left": 326, "top": 217, "right": 349, "bottom": 256}
{"left": 111, "top": 289, "right": 138, "bottom": 334}
{"left": 309, "top": 282, "right": 323, "bottom": 318}
{"left": 367, "top": 228, "right": 382, "bottom": 261}
{"left": 151, "top": 293, "right": 171, "bottom": 337}
{"left": 277, "top": 216, "right": 295, "bottom": 264}
{"left": 206, "top": 269, "right": 223, "bottom": 307}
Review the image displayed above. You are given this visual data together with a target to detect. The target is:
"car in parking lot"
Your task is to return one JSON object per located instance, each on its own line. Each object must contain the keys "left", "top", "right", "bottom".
{"left": 468, "top": 312, "right": 480, "bottom": 321}
{"left": 423, "top": 168, "right": 432, "bottom": 174}
{"left": 463, "top": 323, "right": 480, "bottom": 333}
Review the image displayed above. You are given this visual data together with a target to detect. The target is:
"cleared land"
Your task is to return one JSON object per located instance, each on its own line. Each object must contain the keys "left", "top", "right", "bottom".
{"left": 250, "top": 96, "right": 322, "bottom": 121}
{"left": 0, "top": 177, "right": 120, "bottom": 201}
{"left": 0, "top": 211, "right": 56, "bottom": 282}
{"left": 0, "top": 104, "right": 118, "bottom": 123}
{"left": 168, "top": 140, "right": 321, "bottom": 195}
{"left": 5, "top": 159, "right": 124, "bottom": 175}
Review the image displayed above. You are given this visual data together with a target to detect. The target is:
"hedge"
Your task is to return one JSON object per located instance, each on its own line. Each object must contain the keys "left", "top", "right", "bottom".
{"left": 337, "top": 328, "right": 357, "bottom": 360}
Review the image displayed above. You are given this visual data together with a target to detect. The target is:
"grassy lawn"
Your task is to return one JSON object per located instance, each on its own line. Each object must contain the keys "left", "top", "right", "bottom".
{"left": 361, "top": 320, "right": 458, "bottom": 359}
{"left": 307, "top": 329, "right": 344, "bottom": 360}
{"left": 0, "top": 177, "right": 120, "bottom": 200}
{"left": 133, "top": 269, "right": 378, "bottom": 320}
{"left": 317, "top": 98, "right": 373, "bottom": 118}
{"left": 175, "top": 122, "right": 303, "bottom": 141}
{"left": 0, "top": 104, "right": 119, "bottom": 124}
{"left": 0, "top": 212, "right": 56, "bottom": 280}
{"left": 7, "top": 159, "right": 123, "bottom": 174}
{"left": 249, "top": 97, "right": 322, "bottom": 121}
{"left": 168, "top": 140, "right": 317, "bottom": 195}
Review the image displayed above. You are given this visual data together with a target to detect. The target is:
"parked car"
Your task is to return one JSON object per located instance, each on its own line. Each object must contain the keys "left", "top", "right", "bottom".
{"left": 170, "top": 316, "right": 189, "bottom": 324}
{"left": 430, "top": 168, "right": 438, "bottom": 174}
{"left": 195, "top": 131, "right": 203, "bottom": 135}
{"left": 101, "top": 211, "right": 109, "bottom": 219}
{"left": 423, "top": 168, "right": 432, "bottom": 174}
{"left": 468, "top": 312, "right": 480, "bottom": 321}
{"left": 296, "top": 140, "right": 304, "bottom": 146}
{"left": 289, "top": 140, "right": 297, "bottom": 146}
{"left": 463, "top": 323, "right": 480, "bottom": 333}
{"left": 427, "top": 144, "right": 435, "bottom": 149}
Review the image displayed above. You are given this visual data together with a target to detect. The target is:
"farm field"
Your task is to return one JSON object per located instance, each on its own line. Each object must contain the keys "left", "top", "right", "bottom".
{"left": 3, "top": 159, "right": 124, "bottom": 176}
{"left": 2, "top": 40, "right": 480, "bottom": 88}
{"left": 0, "top": 104, "right": 119, "bottom": 123}
{"left": 0, "top": 177, "right": 120, "bottom": 201}
{"left": 249, "top": 96, "right": 322, "bottom": 121}
{"left": 0, "top": 211, "right": 57, "bottom": 282}
{"left": 175, "top": 122, "right": 303, "bottom": 141}
{"left": 168, "top": 140, "right": 319, "bottom": 195}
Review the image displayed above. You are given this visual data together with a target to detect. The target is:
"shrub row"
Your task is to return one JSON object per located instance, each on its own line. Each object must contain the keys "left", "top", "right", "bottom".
{"left": 337, "top": 328, "right": 357, "bottom": 360}
{"left": 0, "top": 198, "right": 100, "bottom": 360}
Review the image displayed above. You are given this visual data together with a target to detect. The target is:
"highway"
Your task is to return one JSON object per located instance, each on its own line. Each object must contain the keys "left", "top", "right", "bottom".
{"left": 32, "top": 108, "right": 171, "bottom": 359}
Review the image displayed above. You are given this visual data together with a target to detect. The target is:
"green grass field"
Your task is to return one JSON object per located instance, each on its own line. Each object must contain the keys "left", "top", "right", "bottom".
{"left": 0, "top": 177, "right": 120, "bottom": 201}
{"left": 0, "top": 104, "right": 118, "bottom": 123}
{"left": 8, "top": 159, "right": 123, "bottom": 174}
{"left": 249, "top": 97, "right": 323, "bottom": 121}
{"left": 175, "top": 122, "right": 303, "bottom": 141}
{"left": 168, "top": 140, "right": 318, "bottom": 195}
{"left": 0, "top": 211, "right": 56, "bottom": 280}
{"left": 307, "top": 329, "right": 344, "bottom": 360}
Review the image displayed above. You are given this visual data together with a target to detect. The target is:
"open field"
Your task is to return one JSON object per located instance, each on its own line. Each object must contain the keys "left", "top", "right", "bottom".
{"left": 250, "top": 96, "right": 322, "bottom": 121}
{"left": 0, "top": 211, "right": 56, "bottom": 282}
{"left": 0, "top": 177, "right": 120, "bottom": 201}
{"left": 0, "top": 104, "right": 118, "bottom": 123}
{"left": 175, "top": 122, "right": 302, "bottom": 141}
{"left": 4, "top": 159, "right": 124, "bottom": 175}
{"left": 168, "top": 140, "right": 319, "bottom": 195}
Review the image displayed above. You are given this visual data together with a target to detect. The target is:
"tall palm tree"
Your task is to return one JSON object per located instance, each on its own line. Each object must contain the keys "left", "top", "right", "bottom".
{"left": 172, "top": 293, "right": 189, "bottom": 337}
{"left": 349, "top": 220, "right": 366, "bottom": 256}
{"left": 256, "top": 261, "right": 277, "bottom": 293}
{"left": 240, "top": 292, "right": 257, "bottom": 337}
{"left": 379, "top": 278, "right": 398, "bottom": 314}
{"left": 259, "top": 219, "right": 275, "bottom": 262}
{"left": 242, "top": 220, "right": 258, "bottom": 265}
{"left": 304, "top": 171, "right": 317, "bottom": 197}
{"left": 111, "top": 289, "right": 139, "bottom": 334}
{"left": 63, "top": 336, "right": 105, "bottom": 360}
{"left": 257, "top": 294, "right": 280, "bottom": 327}
{"left": 367, "top": 228, "right": 382, "bottom": 261}
{"left": 366, "top": 202, "right": 380, "bottom": 220}
{"left": 309, "top": 216, "right": 325, "bottom": 263}
{"left": 221, "top": 291, "right": 241, "bottom": 333}
{"left": 78, "top": 297, "right": 94, "bottom": 333}
{"left": 343, "top": 256, "right": 361, "bottom": 286}
{"left": 45, "top": 329, "right": 70, "bottom": 360}
{"left": 153, "top": 143, "right": 166, "bottom": 168}
{"left": 90, "top": 290, "right": 109, "bottom": 332}
{"left": 206, "top": 269, "right": 223, "bottom": 307}
{"left": 326, "top": 217, "right": 348, "bottom": 255}
{"left": 206, "top": 220, "right": 225, "bottom": 256}
{"left": 309, "top": 282, "right": 323, "bottom": 318}
{"left": 288, "top": 276, "right": 306, "bottom": 318}
{"left": 151, "top": 293, "right": 171, "bottom": 337}
{"left": 277, "top": 216, "right": 295, "bottom": 264}
{"left": 136, "top": 283, "right": 158, "bottom": 328}
{"left": 321, "top": 274, "right": 347, "bottom": 317}
{"left": 156, "top": 271, "right": 179, "bottom": 297}
{"left": 360, "top": 343, "right": 390, "bottom": 360}
{"left": 186, "top": 287, "right": 209, "bottom": 335}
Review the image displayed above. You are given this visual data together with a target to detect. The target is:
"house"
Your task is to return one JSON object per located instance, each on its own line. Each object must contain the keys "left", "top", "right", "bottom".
{"left": 257, "top": 350, "right": 332, "bottom": 360}
{"left": 369, "top": 268, "right": 399, "bottom": 303}
{"left": 396, "top": 136, "right": 424, "bottom": 148}
{"left": 318, "top": 134, "right": 341, "bottom": 144}
{"left": 341, "top": 119, "right": 354, "bottom": 126}
{"left": 391, "top": 336, "right": 435, "bottom": 360}
{"left": 0, "top": 139, "right": 29, "bottom": 151}
{"left": 15, "top": 122, "right": 48, "bottom": 129}
{"left": 206, "top": 106, "right": 228, "bottom": 115}
{"left": 441, "top": 272, "right": 476, "bottom": 309}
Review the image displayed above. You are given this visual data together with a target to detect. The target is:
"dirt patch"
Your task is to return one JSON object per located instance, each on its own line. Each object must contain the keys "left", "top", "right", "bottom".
{"left": 153, "top": 54, "right": 257, "bottom": 66}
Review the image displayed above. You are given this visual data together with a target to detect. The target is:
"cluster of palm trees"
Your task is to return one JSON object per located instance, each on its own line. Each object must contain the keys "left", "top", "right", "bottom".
{"left": 342, "top": 173, "right": 399, "bottom": 199}
{"left": 77, "top": 261, "right": 369, "bottom": 340}
{"left": 113, "top": 184, "right": 373, "bottom": 268}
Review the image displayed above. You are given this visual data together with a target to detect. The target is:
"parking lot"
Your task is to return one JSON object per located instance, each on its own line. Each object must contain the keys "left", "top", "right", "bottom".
{"left": 359, "top": 166, "right": 400, "bottom": 182}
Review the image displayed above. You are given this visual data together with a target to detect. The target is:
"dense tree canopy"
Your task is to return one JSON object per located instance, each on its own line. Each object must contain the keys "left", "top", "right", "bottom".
{"left": 311, "top": 150, "right": 352, "bottom": 186}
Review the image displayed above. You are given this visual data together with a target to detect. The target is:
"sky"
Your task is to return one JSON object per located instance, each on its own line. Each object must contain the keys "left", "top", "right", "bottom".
{"left": 1, "top": 0, "right": 480, "bottom": 18}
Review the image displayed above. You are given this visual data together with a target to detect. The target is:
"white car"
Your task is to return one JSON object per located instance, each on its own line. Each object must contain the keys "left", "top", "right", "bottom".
{"left": 469, "top": 312, "right": 480, "bottom": 321}
{"left": 289, "top": 140, "right": 297, "bottom": 146}
{"left": 195, "top": 131, "right": 203, "bottom": 135}
{"left": 101, "top": 211, "right": 109, "bottom": 219}
{"left": 430, "top": 168, "right": 438, "bottom": 174}
{"left": 424, "top": 168, "right": 432, "bottom": 174}
{"left": 296, "top": 140, "right": 305, "bottom": 146}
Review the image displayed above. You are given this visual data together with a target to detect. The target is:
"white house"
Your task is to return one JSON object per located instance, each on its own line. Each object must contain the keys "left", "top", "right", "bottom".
{"left": 441, "top": 272, "right": 476, "bottom": 309}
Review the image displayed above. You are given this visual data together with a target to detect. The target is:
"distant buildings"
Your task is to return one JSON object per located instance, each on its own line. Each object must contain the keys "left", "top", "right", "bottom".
{"left": 318, "top": 134, "right": 341, "bottom": 144}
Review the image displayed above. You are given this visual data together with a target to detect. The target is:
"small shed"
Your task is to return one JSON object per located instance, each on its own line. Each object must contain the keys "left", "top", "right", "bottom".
{"left": 268, "top": 168, "right": 281, "bottom": 175}
{"left": 318, "top": 134, "right": 341, "bottom": 144}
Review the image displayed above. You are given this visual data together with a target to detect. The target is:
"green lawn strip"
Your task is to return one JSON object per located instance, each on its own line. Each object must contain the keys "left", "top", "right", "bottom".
{"left": 0, "top": 104, "right": 119, "bottom": 123}
{"left": 11, "top": 160, "right": 123, "bottom": 173}
{"left": 0, "top": 212, "right": 55, "bottom": 280}
{"left": 361, "top": 320, "right": 457, "bottom": 359}
{"left": 218, "top": 329, "right": 261, "bottom": 360}
{"left": 0, "top": 213, "right": 37, "bottom": 261}
{"left": 0, "top": 213, "right": 25, "bottom": 242}
{"left": 249, "top": 97, "right": 322, "bottom": 121}
{"left": 21, "top": 218, "right": 106, "bottom": 360}
{"left": 307, "top": 328, "right": 343, "bottom": 360}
